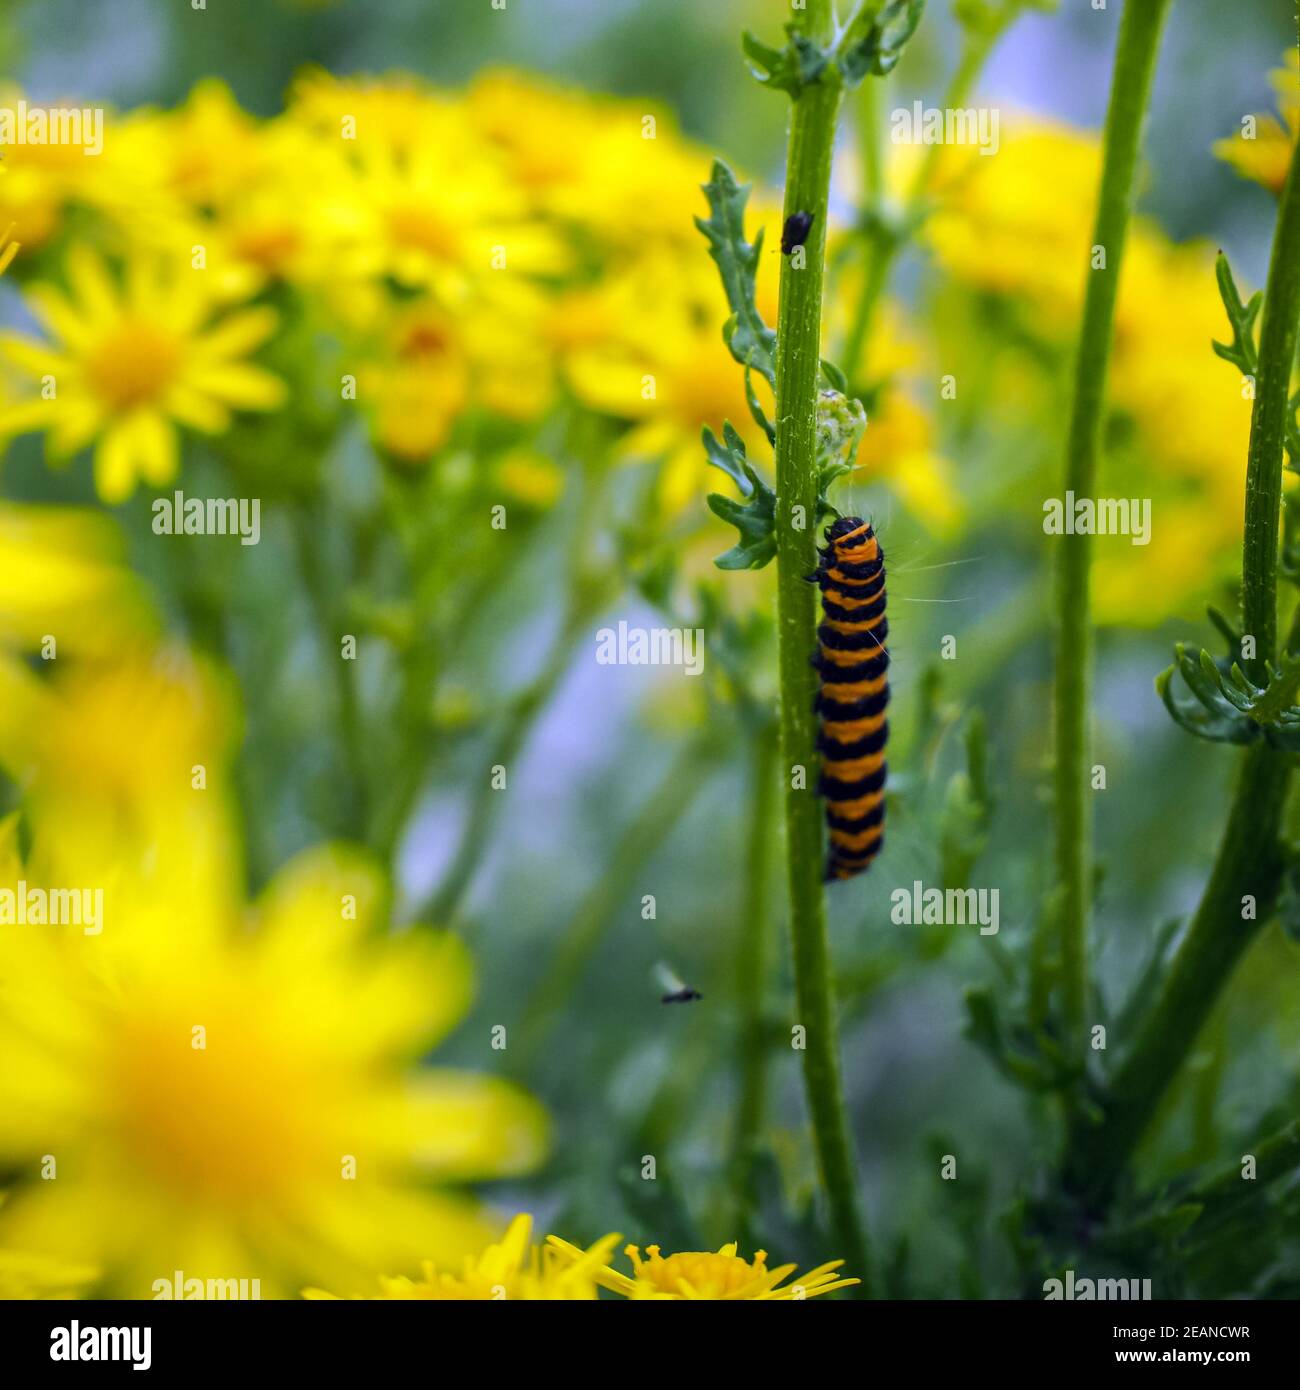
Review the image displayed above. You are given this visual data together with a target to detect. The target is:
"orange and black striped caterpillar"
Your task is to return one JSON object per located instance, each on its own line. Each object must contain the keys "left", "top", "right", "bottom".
{"left": 811, "top": 516, "right": 889, "bottom": 881}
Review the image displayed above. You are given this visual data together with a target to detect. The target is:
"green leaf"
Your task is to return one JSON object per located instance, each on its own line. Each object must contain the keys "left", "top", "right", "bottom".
{"left": 743, "top": 365, "right": 776, "bottom": 444}
{"left": 839, "top": 0, "right": 927, "bottom": 85}
{"left": 1157, "top": 639, "right": 1300, "bottom": 748}
{"left": 940, "top": 712, "right": 993, "bottom": 891}
{"left": 707, "top": 485, "right": 777, "bottom": 570}
{"left": 702, "top": 421, "right": 777, "bottom": 570}
{"left": 820, "top": 357, "right": 849, "bottom": 393}
{"left": 811, "top": 388, "right": 867, "bottom": 521}
{"left": 962, "top": 986, "right": 1061, "bottom": 1091}
{"left": 1205, "top": 604, "right": 1241, "bottom": 653}
{"left": 1156, "top": 650, "right": 1257, "bottom": 746}
{"left": 742, "top": 26, "right": 830, "bottom": 96}
{"left": 694, "top": 160, "right": 777, "bottom": 385}
{"left": 1211, "top": 251, "right": 1261, "bottom": 376}
{"left": 816, "top": 459, "right": 854, "bottom": 524}
{"left": 701, "top": 422, "right": 752, "bottom": 494}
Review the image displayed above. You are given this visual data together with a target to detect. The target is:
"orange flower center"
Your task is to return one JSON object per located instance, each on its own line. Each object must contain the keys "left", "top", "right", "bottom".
{"left": 86, "top": 321, "right": 181, "bottom": 411}
{"left": 111, "top": 997, "right": 324, "bottom": 1205}
{"left": 385, "top": 200, "right": 460, "bottom": 261}
{"left": 631, "top": 1245, "right": 768, "bottom": 1297}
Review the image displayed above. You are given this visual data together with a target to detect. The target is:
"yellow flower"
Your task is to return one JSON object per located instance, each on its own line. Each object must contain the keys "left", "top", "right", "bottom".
{"left": 0, "top": 648, "right": 240, "bottom": 941}
{"left": 304, "top": 1214, "right": 618, "bottom": 1300}
{"left": 357, "top": 299, "right": 470, "bottom": 462}
{"left": 0, "top": 1247, "right": 98, "bottom": 1299}
{"left": 824, "top": 288, "right": 958, "bottom": 533}
{"left": 0, "top": 245, "right": 285, "bottom": 501}
{"left": 117, "top": 79, "right": 266, "bottom": 213}
{"left": 566, "top": 250, "right": 779, "bottom": 515}
{"left": 115, "top": 82, "right": 359, "bottom": 294}
{"left": 547, "top": 1237, "right": 859, "bottom": 1300}
{"left": 921, "top": 114, "right": 1263, "bottom": 623}
{"left": 0, "top": 85, "right": 185, "bottom": 257}
{"left": 925, "top": 117, "right": 1100, "bottom": 316}
{"left": 0, "top": 825, "right": 548, "bottom": 1297}
{"left": 494, "top": 447, "right": 565, "bottom": 509}
{"left": 1213, "top": 50, "right": 1299, "bottom": 194}
{"left": 288, "top": 72, "right": 563, "bottom": 296}
{"left": 0, "top": 504, "right": 153, "bottom": 656}
{"left": 465, "top": 69, "right": 710, "bottom": 252}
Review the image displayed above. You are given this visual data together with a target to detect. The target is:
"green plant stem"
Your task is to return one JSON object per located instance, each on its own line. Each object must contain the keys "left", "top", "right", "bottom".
{"left": 515, "top": 733, "right": 720, "bottom": 1062}
{"left": 1052, "top": 0, "right": 1170, "bottom": 1065}
{"left": 291, "top": 499, "right": 369, "bottom": 842}
{"left": 1184, "top": 1119, "right": 1300, "bottom": 1231}
{"left": 771, "top": 3, "right": 870, "bottom": 1292}
{"left": 419, "top": 595, "right": 594, "bottom": 926}
{"left": 730, "top": 725, "right": 779, "bottom": 1237}
{"left": 1071, "top": 132, "right": 1300, "bottom": 1201}
{"left": 841, "top": 22, "right": 999, "bottom": 384}
{"left": 1242, "top": 164, "right": 1300, "bottom": 679}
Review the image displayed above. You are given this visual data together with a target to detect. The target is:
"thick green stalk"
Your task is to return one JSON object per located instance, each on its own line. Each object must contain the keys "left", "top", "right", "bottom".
{"left": 1052, "top": 0, "right": 1171, "bottom": 1059}
{"left": 771, "top": 2, "right": 870, "bottom": 1291}
{"left": 842, "top": 21, "right": 1000, "bottom": 383}
{"left": 1071, "top": 132, "right": 1300, "bottom": 1200}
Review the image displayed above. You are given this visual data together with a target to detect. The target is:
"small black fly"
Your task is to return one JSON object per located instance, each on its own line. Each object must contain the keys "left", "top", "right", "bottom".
{"left": 781, "top": 210, "right": 815, "bottom": 255}
{"left": 662, "top": 986, "right": 703, "bottom": 1004}
{"left": 656, "top": 962, "right": 702, "bottom": 1003}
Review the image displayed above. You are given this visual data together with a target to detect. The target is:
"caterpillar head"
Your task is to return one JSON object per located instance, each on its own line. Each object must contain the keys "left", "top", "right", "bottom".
{"left": 826, "top": 515, "right": 868, "bottom": 542}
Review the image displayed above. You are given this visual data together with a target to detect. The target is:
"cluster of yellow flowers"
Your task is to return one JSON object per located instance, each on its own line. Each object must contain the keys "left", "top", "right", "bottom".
{"left": 0, "top": 67, "right": 878, "bottom": 1303}
{"left": 0, "top": 70, "right": 951, "bottom": 525}
{"left": 306, "top": 1215, "right": 859, "bottom": 1301}
{"left": 0, "top": 578, "right": 857, "bottom": 1297}
{"left": 920, "top": 60, "right": 1297, "bottom": 624}
{"left": 1213, "top": 49, "right": 1300, "bottom": 195}
{"left": 0, "top": 641, "right": 549, "bottom": 1296}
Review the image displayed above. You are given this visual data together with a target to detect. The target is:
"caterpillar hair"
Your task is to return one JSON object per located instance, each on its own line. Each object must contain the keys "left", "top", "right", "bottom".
{"left": 811, "top": 515, "right": 889, "bottom": 882}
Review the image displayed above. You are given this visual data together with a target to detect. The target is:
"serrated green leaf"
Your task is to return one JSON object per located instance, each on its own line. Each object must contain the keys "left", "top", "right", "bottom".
{"left": 1156, "top": 659, "right": 1258, "bottom": 746}
{"left": 941, "top": 712, "right": 993, "bottom": 891}
{"left": 694, "top": 160, "right": 777, "bottom": 385}
{"left": 816, "top": 458, "right": 853, "bottom": 524}
{"left": 701, "top": 421, "right": 752, "bottom": 494}
{"left": 1156, "top": 636, "right": 1300, "bottom": 747}
{"left": 741, "top": 26, "right": 829, "bottom": 96}
{"left": 743, "top": 365, "right": 776, "bottom": 444}
{"left": 1212, "top": 252, "right": 1260, "bottom": 375}
{"left": 1206, "top": 604, "right": 1241, "bottom": 653}
{"left": 705, "top": 450, "right": 777, "bottom": 571}
{"left": 839, "top": 0, "right": 927, "bottom": 85}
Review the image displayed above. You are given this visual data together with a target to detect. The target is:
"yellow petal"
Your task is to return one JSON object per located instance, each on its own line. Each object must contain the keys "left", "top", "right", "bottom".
{"left": 405, "top": 1071, "right": 549, "bottom": 1180}
{"left": 187, "top": 362, "right": 286, "bottom": 410}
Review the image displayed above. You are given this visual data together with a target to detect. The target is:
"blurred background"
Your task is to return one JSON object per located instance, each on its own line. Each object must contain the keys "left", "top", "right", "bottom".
{"left": 0, "top": 0, "right": 1297, "bottom": 1297}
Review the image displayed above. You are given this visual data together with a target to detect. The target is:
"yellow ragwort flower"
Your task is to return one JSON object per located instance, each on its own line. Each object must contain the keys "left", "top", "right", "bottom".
{"left": 0, "top": 503, "right": 153, "bottom": 656}
{"left": 1213, "top": 50, "right": 1299, "bottom": 194}
{"left": 304, "top": 1214, "right": 619, "bottom": 1300}
{"left": 547, "top": 1236, "right": 860, "bottom": 1300}
{"left": 0, "top": 244, "right": 285, "bottom": 502}
{"left": 0, "top": 826, "right": 548, "bottom": 1297}
{"left": 0, "top": 1248, "right": 98, "bottom": 1299}
{"left": 565, "top": 250, "right": 779, "bottom": 515}
{"left": 288, "top": 71, "right": 564, "bottom": 297}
